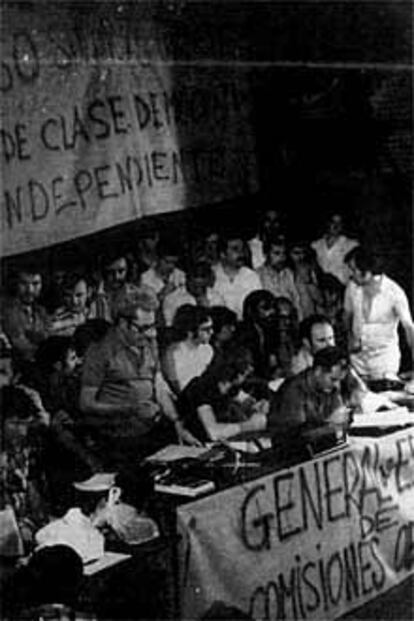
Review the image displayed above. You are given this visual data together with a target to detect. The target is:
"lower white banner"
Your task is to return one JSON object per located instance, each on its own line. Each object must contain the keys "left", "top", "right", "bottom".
{"left": 177, "top": 428, "right": 414, "bottom": 620}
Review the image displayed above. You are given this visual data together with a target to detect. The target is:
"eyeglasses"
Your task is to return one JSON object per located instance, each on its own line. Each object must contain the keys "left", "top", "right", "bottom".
{"left": 128, "top": 320, "right": 156, "bottom": 334}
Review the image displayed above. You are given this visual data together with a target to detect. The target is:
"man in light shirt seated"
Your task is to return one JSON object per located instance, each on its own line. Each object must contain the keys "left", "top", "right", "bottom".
{"left": 162, "top": 261, "right": 225, "bottom": 327}
{"left": 211, "top": 235, "right": 261, "bottom": 320}
{"left": 140, "top": 238, "right": 185, "bottom": 301}
{"left": 257, "top": 236, "right": 302, "bottom": 320}
{"left": 162, "top": 306, "right": 214, "bottom": 395}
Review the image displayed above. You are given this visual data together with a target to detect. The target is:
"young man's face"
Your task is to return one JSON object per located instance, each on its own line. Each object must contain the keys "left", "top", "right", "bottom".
{"left": 256, "top": 301, "right": 275, "bottom": 325}
{"left": 224, "top": 239, "right": 244, "bottom": 269}
{"left": 106, "top": 258, "right": 128, "bottom": 289}
{"left": 309, "top": 323, "right": 335, "bottom": 354}
{"left": 196, "top": 318, "right": 214, "bottom": 345}
{"left": 66, "top": 279, "right": 89, "bottom": 312}
{"left": 218, "top": 365, "right": 252, "bottom": 395}
{"left": 347, "top": 259, "right": 372, "bottom": 287}
{"left": 187, "top": 275, "right": 209, "bottom": 299}
{"left": 315, "top": 363, "right": 344, "bottom": 393}
{"left": 63, "top": 348, "right": 81, "bottom": 376}
{"left": 17, "top": 272, "right": 42, "bottom": 304}
{"left": 268, "top": 244, "right": 286, "bottom": 270}
{"left": 289, "top": 245, "right": 306, "bottom": 265}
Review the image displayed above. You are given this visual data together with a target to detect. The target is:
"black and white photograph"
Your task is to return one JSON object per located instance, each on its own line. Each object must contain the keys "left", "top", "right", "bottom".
{"left": 0, "top": 1, "right": 413, "bottom": 619}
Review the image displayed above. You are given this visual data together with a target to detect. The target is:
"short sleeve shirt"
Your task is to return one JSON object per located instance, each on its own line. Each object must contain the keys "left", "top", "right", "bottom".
{"left": 82, "top": 327, "right": 159, "bottom": 433}
{"left": 312, "top": 235, "right": 359, "bottom": 285}
{"left": 211, "top": 264, "right": 261, "bottom": 319}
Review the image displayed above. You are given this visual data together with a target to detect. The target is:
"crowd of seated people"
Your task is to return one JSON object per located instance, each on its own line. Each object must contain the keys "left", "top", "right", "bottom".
{"left": 1, "top": 207, "right": 413, "bottom": 577}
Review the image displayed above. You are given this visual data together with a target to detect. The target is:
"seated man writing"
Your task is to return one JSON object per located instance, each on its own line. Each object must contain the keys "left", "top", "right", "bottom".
{"left": 178, "top": 347, "right": 268, "bottom": 443}
{"left": 269, "top": 346, "right": 351, "bottom": 460}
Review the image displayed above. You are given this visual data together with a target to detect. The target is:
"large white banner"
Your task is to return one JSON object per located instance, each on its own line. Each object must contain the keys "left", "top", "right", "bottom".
{"left": 0, "top": 3, "right": 258, "bottom": 256}
{"left": 177, "top": 429, "right": 414, "bottom": 620}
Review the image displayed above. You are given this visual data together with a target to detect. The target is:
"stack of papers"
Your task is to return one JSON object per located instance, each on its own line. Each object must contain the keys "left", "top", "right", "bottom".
{"left": 352, "top": 407, "right": 413, "bottom": 428}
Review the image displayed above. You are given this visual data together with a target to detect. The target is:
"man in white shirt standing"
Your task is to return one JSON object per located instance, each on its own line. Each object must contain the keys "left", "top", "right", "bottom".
{"left": 312, "top": 212, "right": 359, "bottom": 285}
{"left": 344, "top": 247, "right": 414, "bottom": 379}
{"left": 211, "top": 236, "right": 261, "bottom": 319}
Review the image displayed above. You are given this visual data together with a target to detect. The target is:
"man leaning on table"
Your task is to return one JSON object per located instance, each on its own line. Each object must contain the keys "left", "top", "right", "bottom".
{"left": 290, "top": 314, "right": 395, "bottom": 412}
{"left": 269, "top": 347, "right": 353, "bottom": 458}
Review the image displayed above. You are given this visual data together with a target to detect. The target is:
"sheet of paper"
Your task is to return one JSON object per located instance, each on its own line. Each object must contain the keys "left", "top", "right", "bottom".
{"left": 352, "top": 407, "right": 413, "bottom": 428}
{"left": 146, "top": 444, "right": 212, "bottom": 463}
{"left": 84, "top": 551, "right": 131, "bottom": 576}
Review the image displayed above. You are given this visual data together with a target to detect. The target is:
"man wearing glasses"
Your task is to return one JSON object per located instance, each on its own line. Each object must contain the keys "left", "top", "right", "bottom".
{"left": 80, "top": 287, "right": 199, "bottom": 471}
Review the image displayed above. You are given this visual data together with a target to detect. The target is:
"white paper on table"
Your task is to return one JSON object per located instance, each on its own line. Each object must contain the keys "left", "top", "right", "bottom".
{"left": 145, "top": 444, "right": 213, "bottom": 463}
{"left": 84, "top": 551, "right": 131, "bottom": 576}
{"left": 351, "top": 407, "right": 413, "bottom": 428}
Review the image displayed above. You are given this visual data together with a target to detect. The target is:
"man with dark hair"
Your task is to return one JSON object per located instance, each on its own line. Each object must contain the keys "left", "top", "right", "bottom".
{"left": 80, "top": 287, "right": 199, "bottom": 470}
{"left": 311, "top": 211, "right": 359, "bottom": 285}
{"left": 344, "top": 246, "right": 414, "bottom": 379}
{"left": 2, "top": 266, "right": 49, "bottom": 365}
{"left": 178, "top": 346, "right": 267, "bottom": 442}
{"left": 49, "top": 272, "right": 93, "bottom": 336}
{"left": 162, "top": 261, "right": 225, "bottom": 327}
{"left": 89, "top": 251, "right": 139, "bottom": 322}
{"left": 211, "top": 235, "right": 261, "bottom": 319}
{"left": 257, "top": 237, "right": 302, "bottom": 319}
{"left": 235, "top": 289, "right": 279, "bottom": 379}
{"left": 269, "top": 346, "right": 351, "bottom": 444}
{"left": 248, "top": 207, "right": 286, "bottom": 270}
{"left": 140, "top": 237, "right": 185, "bottom": 300}
{"left": 209, "top": 306, "right": 238, "bottom": 355}
{"left": 291, "top": 314, "right": 335, "bottom": 375}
